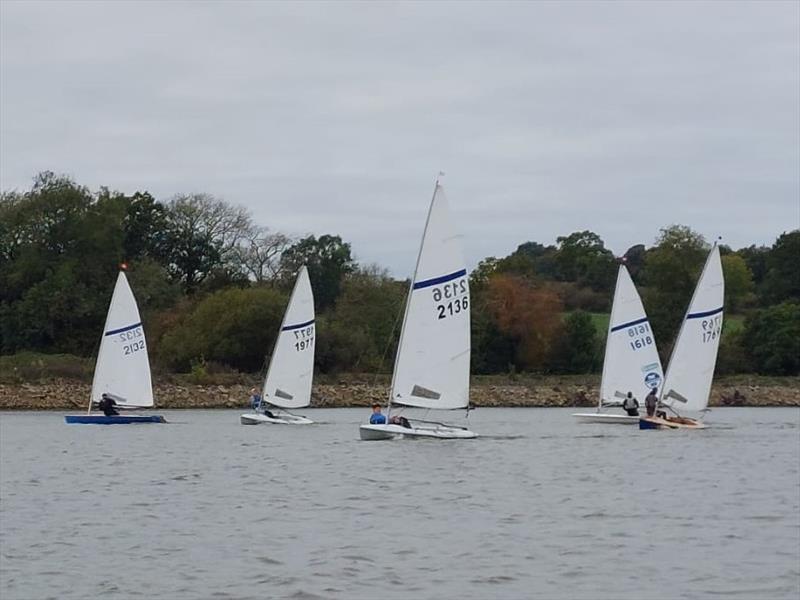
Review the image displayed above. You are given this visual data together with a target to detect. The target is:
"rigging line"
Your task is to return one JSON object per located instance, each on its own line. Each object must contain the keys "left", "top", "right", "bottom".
{"left": 371, "top": 289, "right": 407, "bottom": 389}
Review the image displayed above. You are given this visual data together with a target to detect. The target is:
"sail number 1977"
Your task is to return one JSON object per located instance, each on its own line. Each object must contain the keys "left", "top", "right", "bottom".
{"left": 293, "top": 326, "right": 314, "bottom": 352}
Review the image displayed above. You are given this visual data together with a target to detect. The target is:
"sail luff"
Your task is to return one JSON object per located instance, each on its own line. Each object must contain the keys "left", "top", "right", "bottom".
{"left": 389, "top": 181, "right": 441, "bottom": 407}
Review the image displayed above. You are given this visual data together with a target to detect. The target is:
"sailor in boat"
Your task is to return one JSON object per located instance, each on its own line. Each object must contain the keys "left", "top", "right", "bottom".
{"left": 98, "top": 393, "right": 119, "bottom": 416}
{"left": 389, "top": 414, "right": 412, "bottom": 429}
{"left": 645, "top": 387, "right": 658, "bottom": 417}
{"left": 369, "top": 403, "right": 387, "bottom": 425}
{"left": 249, "top": 388, "right": 262, "bottom": 410}
{"left": 622, "top": 392, "right": 639, "bottom": 416}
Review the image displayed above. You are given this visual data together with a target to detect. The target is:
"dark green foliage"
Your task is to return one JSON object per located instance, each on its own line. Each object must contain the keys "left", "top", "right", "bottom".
{"left": 743, "top": 302, "right": 800, "bottom": 375}
{"left": 280, "top": 235, "right": 356, "bottom": 311}
{"left": 761, "top": 231, "right": 800, "bottom": 306}
{"left": 314, "top": 267, "right": 406, "bottom": 373}
{"left": 554, "top": 231, "right": 617, "bottom": 292}
{"left": 156, "top": 287, "right": 288, "bottom": 372}
{"left": 548, "top": 311, "right": 599, "bottom": 373}
{"left": 641, "top": 225, "right": 708, "bottom": 350}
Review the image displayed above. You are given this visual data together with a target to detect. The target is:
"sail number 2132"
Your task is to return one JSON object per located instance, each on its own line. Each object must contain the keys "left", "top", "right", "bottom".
{"left": 432, "top": 279, "right": 469, "bottom": 320}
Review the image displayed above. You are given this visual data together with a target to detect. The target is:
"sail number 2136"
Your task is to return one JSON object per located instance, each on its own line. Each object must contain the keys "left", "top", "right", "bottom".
{"left": 432, "top": 279, "right": 469, "bottom": 320}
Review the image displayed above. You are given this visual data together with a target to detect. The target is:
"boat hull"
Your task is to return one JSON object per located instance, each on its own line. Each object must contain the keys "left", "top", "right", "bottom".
{"left": 639, "top": 416, "right": 707, "bottom": 430}
{"left": 240, "top": 412, "right": 313, "bottom": 425}
{"left": 571, "top": 412, "right": 640, "bottom": 424}
{"left": 65, "top": 415, "right": 166, "bottom": 424}
{"left": 359, "top": 423, "right": 478, "bottom": 440}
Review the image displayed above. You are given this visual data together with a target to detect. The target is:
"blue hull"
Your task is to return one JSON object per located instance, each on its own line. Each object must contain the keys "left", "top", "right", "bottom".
{"left": 639, "top": 418, "right": 661, "bottom": 430}
{"left": 65, "top": 415, "right": 166, "bottom": 424}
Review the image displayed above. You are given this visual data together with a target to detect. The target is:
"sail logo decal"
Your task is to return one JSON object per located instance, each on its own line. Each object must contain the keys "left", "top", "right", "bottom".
{"left": 413, "top": 269, "right": 467, "bottom": 290}
{"left": 644, "top": 372, "right": 662, "bottom": 389}
{"left": 282, "top": 319, "right": 315, "bottom": 331}
{"left": 105, "top": 322, "right": 142, "bottom": 336}
{"left": 687, "top": 307, "right": 723, "bottom": 319}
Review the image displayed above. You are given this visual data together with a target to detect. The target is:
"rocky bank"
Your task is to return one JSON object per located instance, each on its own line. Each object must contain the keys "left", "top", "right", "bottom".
{"left": 1, "top": 377, "right": 798, "bottom": 410}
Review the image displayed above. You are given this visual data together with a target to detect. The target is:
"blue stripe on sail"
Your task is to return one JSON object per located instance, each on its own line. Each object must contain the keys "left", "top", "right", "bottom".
{"left": 105, "top": 322, "right": 142, "bottom": 336}
{"left": 610, "top": 316, "right": 649, "bottom": 333}
{"left": 282, "top": 319, "right": 315, "bottom": 331}
{"left": 413, "top": 269, "right": 467, "bottom": 290}
{"left": 687, "top": 307, "right": 723, "bottom": 319}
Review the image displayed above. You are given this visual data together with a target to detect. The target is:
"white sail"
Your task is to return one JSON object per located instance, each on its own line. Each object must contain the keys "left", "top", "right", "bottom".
{"left": 660, "top": 245, "right": 725, "bottom": 414}
{"left": 390, "top": 182, "right": 471, "bottom": 410}
{"left": 599, "top": 265, "right": 663, "bottom": 407}
{"left": 90, "top": 271, "right": 154, "bottom": 408}
{"left": 262, "top": 266, "right": 315, "bottom": 409}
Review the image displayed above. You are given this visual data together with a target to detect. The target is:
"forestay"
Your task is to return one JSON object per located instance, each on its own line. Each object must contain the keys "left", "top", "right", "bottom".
{"left": 599, "top": 265, "right": 663, "bottom": 407}
{"left": 90, "top": 272, "right": 154, "bottom": 408}
{"left": 660, "top": 245, "right": 725, "bottom": 414}
{"left": 391, "top": 182, "right": 470, "bottom": 410}
{"left": 262, "top": 266, "right": 315, "bottom": 409}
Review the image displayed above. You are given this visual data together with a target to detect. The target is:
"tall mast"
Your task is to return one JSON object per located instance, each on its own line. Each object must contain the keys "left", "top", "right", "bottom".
{"left": 387, "top": 176, "right": 443, "bottom": 416}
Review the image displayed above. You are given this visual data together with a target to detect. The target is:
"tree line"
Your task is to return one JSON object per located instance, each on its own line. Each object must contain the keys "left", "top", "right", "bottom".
{"left": 1, "top": 172, "right": 798, "bottom": 377}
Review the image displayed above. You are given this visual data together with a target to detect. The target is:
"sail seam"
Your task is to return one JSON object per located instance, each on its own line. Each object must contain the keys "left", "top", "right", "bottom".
{"left": 686, "top": 307, "right": 723, "bottom": 319}
{"left": 609, "top": 316, "right": 648, "bottom": 333}
{"left": 282, "top": 319, "right": 315, "bottom": 331}
{"left": 413, "top": 269, "right": 467, "bottom": 290}
{"left": 104, "top": 322, "right": 142, "bottom": 336}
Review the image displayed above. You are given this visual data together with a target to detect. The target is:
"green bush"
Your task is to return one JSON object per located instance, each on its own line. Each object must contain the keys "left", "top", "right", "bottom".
{"left": 743, "top": 302, "right": 800, "bottom": 375}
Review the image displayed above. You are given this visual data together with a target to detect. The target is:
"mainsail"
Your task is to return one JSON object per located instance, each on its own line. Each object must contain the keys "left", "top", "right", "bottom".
{"left": 660, "top": 245, "right": 725, "bottom": 414}
{"left": 599, "top": 265, "right": 663, "bottom": 407}
{"left": 390, "top": 182, "right": 471, "bottom": 410}
{"left": 262, "top": 266, "right": 315, "bottom": 409}
{"left": 90, "top": 271, "right": 154, "bottom": 409}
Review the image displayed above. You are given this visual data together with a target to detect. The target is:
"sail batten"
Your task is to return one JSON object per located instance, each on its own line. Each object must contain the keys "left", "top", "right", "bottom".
{"left": 262, "top": 266, "right": 315, "bottom": 409}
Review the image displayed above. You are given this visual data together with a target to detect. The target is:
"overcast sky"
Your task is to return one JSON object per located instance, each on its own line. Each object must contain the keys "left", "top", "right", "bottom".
{"left": 2, "top": 0, "right": 798, "bottom": 275}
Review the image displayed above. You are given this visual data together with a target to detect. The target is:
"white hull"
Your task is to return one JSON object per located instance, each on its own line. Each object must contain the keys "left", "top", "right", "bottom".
{"left": 359, "top": 423, "right": 477, "bottom": 440}
{"left": 572, "top": 412, "right": 640, "bottom": 424}
{"left": 240, "top": 412, "right": 313, "bottom": 425}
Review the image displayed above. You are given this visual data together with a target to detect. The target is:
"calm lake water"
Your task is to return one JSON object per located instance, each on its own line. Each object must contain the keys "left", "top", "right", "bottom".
{"left": 1, "top": 408, "right": 798, "bottom": 600}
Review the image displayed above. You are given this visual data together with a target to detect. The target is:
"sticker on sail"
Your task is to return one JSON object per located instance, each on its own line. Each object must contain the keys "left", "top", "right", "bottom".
{"left": 644, "top": 372, "right": 662, "bottom": 389}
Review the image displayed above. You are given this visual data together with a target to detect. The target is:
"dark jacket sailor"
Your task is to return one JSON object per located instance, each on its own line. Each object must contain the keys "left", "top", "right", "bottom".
{"left": 622, "top": 392, "right": 639, "bottom": 416}
{"left": 645, "top": 388, "right": 659, "bottom": 417}
{"left": 98, "top": 393, "right": 119, "bottom": 416}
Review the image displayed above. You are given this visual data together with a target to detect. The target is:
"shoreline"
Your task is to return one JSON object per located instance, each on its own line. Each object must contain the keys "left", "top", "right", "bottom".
{"left": 2, "top": 376, "right": 798, "bottom": 410}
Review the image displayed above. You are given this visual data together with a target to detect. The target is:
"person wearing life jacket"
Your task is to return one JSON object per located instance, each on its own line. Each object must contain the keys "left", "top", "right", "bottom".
{"left": 622, "top": 392, "right": 639, "bottom": 416}
{"left": 98, "top": 393, "right": 119, "bottom": 416}
{"left": 645, "top": 388, "right": 659, "bottom": 417}
{"left": 369, "top": 403, "right": 387, "bottom": 424}
{"left": 249, "top": 388, "right": 262, "bottom": 410}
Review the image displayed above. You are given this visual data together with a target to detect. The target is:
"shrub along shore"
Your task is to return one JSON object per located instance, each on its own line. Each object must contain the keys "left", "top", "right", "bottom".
{"left": 1, "top": 375, "right": 798, "bottom": 411}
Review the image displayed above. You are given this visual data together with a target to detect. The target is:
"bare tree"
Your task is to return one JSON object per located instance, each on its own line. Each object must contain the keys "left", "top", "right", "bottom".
{"left": 235, "top": 226, "right": 293, "bottom": 283}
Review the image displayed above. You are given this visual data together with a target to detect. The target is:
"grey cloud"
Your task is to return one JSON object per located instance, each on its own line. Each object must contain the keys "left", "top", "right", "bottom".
{"left": 1, "top": 0, "right": 797, "bottom": 274}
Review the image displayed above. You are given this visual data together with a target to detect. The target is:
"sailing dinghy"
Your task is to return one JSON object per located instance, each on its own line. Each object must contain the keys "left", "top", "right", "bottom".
{"left": 640, "top": 244, "right": 724, "bottom": 430}
{"left": 65, "top": 271, "right": 165, "bottom": 424}
{"left": 241, "top": 266, "right": 315, "bottom": 425}
{"left": 359, "top": 180, "right": 477, "bottom": 440}
{"left": 572, "top": 264, "right": 663, "bottom": 424}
